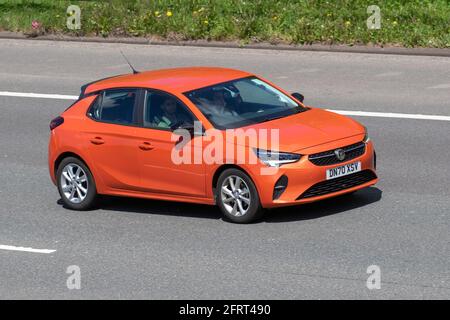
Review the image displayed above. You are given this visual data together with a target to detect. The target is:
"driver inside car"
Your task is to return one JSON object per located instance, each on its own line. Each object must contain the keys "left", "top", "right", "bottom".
{"left": 155, "top": 97, "right": 191, "bottom": 128}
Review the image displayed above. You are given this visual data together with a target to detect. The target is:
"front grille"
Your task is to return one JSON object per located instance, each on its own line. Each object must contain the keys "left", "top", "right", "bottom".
{"left": 297, "top": 170, "right": 377, "bottom": 199}
{"left": 309, "top": 142, "right": 366, "bottom": 166}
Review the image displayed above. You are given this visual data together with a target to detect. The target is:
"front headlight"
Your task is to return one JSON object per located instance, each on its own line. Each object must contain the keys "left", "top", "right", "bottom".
{"left": 254, "top": 149, "right": 302, "bottom": 167}
{"left": 363, "top": 126, "right": 370, "bottom": 143}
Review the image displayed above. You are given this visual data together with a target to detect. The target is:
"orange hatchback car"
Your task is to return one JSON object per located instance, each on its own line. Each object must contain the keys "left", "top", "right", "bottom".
{"left": 49, "top": 67, "right": 377, "bottom": 223}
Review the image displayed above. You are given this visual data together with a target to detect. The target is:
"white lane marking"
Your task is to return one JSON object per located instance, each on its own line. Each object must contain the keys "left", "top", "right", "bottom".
{"left": 0, "top": 91, "right": 78, "bottom": 100}
{"left": 374, "top": 72, "right": 402, "bottom": 77}
{"left": 427, "top": 83, "right": 450, "bottom": 89}
{"left": 328, "top": 109, "right": 450, "bottom": 121}
{"left": 293, "top": 68, "right": 320, "bottom": 73}
{"left": 0, "top": 90, "right": 449, "bottom": 121}
{"left": 0, "top": 244, "right": 56, "bottom": 254}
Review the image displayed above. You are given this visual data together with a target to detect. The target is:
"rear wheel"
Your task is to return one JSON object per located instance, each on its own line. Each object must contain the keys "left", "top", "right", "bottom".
{"left": 57, "top": 157, "right": 97, "bottom": 210}
{"left": 216, "top": 168, "right": 263, "bottom": 223}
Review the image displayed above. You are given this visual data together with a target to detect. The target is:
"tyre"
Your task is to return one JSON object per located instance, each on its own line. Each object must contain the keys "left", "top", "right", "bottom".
{"left": 216, "top": 168, "right": 263, "bottom": 223}
{"left": 56, "top": 157, "right": 97, "bottom": 210}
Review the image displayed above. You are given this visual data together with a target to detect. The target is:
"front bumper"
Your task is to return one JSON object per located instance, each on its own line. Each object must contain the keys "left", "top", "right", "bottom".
{"left": 247, "top": 140, "right": 377, "bottom": 208}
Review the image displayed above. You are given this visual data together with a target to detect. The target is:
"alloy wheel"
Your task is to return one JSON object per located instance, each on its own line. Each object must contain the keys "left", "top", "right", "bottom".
{"left": 60, "top": 163, "right": 89, "bottom": 204}
{"left": 220, "top": 175, "right": 251, "bottom": 216}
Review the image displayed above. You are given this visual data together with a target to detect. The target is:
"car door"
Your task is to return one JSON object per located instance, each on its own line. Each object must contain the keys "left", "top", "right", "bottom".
{"left": 84, "top": 88, "right": 142, "bottom": 191}
{"left": 134, "top": 89, "right": 206, "bottom": 197}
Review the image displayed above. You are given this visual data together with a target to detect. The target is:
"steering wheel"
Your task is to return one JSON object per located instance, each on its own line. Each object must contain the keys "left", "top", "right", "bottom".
{"left": 170, "top": 121, "right": 183, "bottom": 131}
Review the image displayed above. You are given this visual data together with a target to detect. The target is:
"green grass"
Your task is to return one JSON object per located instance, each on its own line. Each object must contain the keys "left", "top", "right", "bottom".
{"left": 0, "top": 0, "right": 449, "bottom": 48}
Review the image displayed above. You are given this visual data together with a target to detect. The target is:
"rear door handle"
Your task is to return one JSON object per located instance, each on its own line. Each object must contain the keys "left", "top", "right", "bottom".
{"left": 139, "top": 142, "right": 154, "bottom": 151}
{"left": 90, "top": 137, "right": 105, "bottom": 145}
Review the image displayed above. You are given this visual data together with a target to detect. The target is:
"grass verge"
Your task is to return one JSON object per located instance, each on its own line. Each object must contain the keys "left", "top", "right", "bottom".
{"left": 0, "top": 0, "right": 449, "bottom": 48}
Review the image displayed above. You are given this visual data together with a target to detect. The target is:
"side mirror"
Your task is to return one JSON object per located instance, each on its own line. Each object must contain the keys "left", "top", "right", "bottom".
{"left": 172, "top": 123, "right": 205, "bottom": 137}
{"left": 291, "top": 92, "right": 304, "bottom": 103}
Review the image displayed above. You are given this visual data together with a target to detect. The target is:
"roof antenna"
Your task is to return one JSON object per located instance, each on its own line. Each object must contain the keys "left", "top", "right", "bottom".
{"left": 120, "top": 50, "right": 139, "bottom": 74}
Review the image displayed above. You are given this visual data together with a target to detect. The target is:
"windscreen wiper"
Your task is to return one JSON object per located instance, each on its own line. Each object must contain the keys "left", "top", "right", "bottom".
{"left": 260, "top": 115, "right": 287, "bottom": 123}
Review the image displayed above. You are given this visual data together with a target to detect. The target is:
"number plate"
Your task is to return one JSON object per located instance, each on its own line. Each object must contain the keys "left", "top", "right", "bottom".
{"left": 326, "top": 162, "right": 361, "bottom": 180}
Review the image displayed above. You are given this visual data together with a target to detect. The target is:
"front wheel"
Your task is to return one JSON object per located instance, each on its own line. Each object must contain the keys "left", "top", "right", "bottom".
{"left": 216, "top": 168, "right": 263, "bottom": 223}
{"left": 56, "top": 157, "right": 97, "bottom": 210}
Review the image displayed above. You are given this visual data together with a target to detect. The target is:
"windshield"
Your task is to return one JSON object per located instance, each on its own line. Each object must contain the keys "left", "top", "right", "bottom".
{"left": 184, "top": 76, "right": 307, "bottom": 129}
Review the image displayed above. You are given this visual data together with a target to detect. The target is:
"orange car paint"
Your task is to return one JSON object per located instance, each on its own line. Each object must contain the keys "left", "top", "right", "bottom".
{"left": 49, "top": 67, "right": 377, "bottom": 208}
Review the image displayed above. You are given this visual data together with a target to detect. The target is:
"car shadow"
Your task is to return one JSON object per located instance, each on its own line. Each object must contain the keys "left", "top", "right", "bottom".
{"left": 264, "top": 186, "right": 382, "bottom": 223}
{"left": 58, "top": 196, "right": 223, "bottom": 220}
{"left": 57, "top": 187, "right": 382, "bottom": 223}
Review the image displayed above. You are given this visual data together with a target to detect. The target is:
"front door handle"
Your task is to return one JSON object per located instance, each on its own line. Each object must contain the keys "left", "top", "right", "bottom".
{"left": 90, "top": 137, "right": 105, "bottom": 145}
{"left": 139, "top": 142, "right": 154, "bottom": 151}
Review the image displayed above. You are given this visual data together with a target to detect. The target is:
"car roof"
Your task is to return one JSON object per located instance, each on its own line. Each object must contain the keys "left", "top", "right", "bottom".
{"left": 83, "top": 67, "right": 252, "bottom": 95}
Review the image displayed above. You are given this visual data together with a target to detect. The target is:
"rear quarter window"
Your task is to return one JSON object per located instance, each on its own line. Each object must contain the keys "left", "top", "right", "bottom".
{"left": 87, "top": 89, "right": 138, "bottom": 125}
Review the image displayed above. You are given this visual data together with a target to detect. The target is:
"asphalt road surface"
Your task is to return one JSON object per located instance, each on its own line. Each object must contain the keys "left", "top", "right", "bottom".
{"left": 0, "top": 39, "right": 449, "bottom": 299}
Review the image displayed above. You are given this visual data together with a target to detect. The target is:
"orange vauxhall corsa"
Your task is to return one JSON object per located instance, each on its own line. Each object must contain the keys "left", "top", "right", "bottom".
{"left": 48, "top": 67, "right": 377, "bottom": 223}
